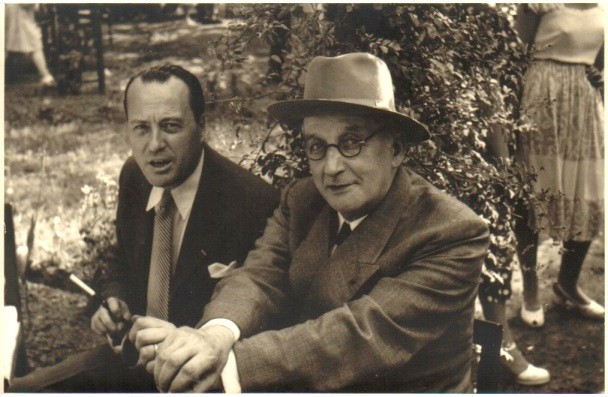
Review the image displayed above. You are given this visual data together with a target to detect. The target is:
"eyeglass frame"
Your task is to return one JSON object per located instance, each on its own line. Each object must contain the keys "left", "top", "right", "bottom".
{"left": 302, "top": 131, "right": 384, "bottom": 161}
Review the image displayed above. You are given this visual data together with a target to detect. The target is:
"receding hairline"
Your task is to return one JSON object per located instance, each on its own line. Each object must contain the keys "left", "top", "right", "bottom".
{"left": 125, "top": 76, "right": 192, "bottom": 118}
{"left": 123, "top": 64, "right": 205, "bottom": 124}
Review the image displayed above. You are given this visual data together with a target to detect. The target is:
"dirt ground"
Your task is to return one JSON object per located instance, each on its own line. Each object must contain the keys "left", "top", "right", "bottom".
{"left": 500, "top": 238, "right": 604, "bottom": 392}
{"left": 6, "top": 14, "right": 605, "bottom": 393}
{"left": 16, "top": 238, "right": 604, "bottom": 393}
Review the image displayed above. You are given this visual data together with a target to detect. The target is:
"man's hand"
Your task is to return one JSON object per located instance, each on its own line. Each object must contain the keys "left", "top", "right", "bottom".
{"left": 128, "top": 315, "right": 177, "bottom": 372}
{"left": 152, "top": 325, "right": 235, "bottom": 392}
{"left": 91, "top": 297, "right": 131, "bottom": 337}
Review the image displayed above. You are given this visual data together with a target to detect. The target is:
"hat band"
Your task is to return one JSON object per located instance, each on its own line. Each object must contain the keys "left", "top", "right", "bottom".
{"left": 312, "top": 97, "right": 395, "bottom": 112}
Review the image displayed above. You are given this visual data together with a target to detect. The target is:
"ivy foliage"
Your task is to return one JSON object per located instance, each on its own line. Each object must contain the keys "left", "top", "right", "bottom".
{"left": 212, "top": 4, "right": 559, "bottom": 271}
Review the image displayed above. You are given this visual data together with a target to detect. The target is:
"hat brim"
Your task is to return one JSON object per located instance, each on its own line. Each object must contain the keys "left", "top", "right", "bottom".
{"left": 267, "top": 99, "right": 430, "bottom": 144}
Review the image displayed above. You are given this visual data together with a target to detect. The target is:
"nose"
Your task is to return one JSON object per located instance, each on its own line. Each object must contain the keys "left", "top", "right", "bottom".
{"left": 148, "top": 126, "right": 166, "bottom": 153}
{"left": 323, "top": 146, "right": 346, "bottom": 176}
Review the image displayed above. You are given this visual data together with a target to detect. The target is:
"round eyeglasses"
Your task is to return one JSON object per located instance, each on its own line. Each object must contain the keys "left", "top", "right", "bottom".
{"left": 303, "top": 132, "right": 382, "bottom": 160}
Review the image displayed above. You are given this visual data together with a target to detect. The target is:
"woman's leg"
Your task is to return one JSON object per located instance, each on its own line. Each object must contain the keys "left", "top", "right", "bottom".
{"left": 557, "top": 240, "right": 592, "bottom": 303}
{"left": 480, "top": 298, "right": 550, "bottom": 385}
{"left": 514, "top": 208, "right": 541, "bottom": 310}
{"left": 553, "top": 239, "right": 604, "bottom": 319}
{"left": 479, "top": 299, "right": 515, "bottom": 346}
{"left": 31, "top": 49, "right": 55, "bottom": 84}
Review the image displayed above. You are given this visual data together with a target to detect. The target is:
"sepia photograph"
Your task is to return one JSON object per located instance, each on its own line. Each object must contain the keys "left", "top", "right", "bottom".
{"left": 3, "top": 3, "right": 604, "bottom": 393}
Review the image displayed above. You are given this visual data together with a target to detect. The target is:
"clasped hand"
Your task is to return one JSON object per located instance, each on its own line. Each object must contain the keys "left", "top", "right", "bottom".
{"left": 128, "top": 315, "right": 176, "bottom": 372}
{"left": 93, "top": 300, "right": 234, "bottom": 392}
{"left": 148, "top": 325, "right": 235, "bottom": 392}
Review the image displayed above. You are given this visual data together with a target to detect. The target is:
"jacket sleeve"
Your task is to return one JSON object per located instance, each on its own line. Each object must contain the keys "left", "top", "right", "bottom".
{"left": 199, "top": 181, "right": 296, "bottom": 333}
{"left": 231, "top": 210, "right": 488, "bottom": 391}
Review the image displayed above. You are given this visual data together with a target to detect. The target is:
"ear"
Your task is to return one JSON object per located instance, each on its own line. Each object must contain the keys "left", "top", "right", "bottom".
{"left": 391, "top": 135, "right": 406, "bottom": 167}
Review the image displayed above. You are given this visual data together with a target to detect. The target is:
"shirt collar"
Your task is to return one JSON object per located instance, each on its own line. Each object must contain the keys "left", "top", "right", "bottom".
{"left": 337, "top": 212, "right": 367, "bottom": 231}
{"left": 146, "top": 148, "right": 205, "bottom": 219}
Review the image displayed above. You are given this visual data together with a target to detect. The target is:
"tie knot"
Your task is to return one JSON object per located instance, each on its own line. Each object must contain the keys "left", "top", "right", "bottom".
{"left": 158, "top": 190, "right": 173, "bottom": 216}
{"left": 335, "top": 222, "right": 352, "bottom": 247}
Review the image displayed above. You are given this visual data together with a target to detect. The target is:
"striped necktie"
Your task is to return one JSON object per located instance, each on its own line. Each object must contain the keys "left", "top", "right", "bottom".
{"left": 147, "top": 189, "right": 174, "bottom": 320}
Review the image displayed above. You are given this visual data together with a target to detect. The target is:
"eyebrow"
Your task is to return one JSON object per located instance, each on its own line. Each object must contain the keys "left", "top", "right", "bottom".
{"left": 344, "top": 124, "right": 365, "bottom": 133}
{"left": 128, "top": 117, "right": 183, "bottom": 124}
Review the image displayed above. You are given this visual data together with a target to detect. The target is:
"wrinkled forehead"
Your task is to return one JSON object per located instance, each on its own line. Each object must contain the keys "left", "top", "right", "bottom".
{"left": 126, "top": 77, "right": 191, "bottom": 115}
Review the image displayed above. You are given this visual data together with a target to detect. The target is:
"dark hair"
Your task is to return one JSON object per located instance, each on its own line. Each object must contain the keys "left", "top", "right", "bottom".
{"left": 123, "top": 63, "right": 205, "bottom": 124}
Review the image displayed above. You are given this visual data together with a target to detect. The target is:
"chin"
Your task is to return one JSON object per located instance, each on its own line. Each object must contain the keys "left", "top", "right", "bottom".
{"left": 146, "top": 175, "right": 175, "bottom": 188}
{"left": 331, "top": 203, "right": 361, "bottom": 219}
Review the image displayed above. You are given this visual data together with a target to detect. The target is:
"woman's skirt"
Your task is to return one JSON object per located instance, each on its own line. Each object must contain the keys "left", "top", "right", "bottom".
{"left": 5, "top": 4, "right": 43, "bottom": 53}
{"left": 517, "top": 60, "right": 604, "bottom": 241}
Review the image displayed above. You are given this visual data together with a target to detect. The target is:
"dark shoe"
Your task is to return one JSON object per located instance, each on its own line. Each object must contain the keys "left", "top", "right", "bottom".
{"left": 553, "top": 283, "right": 605, "bottom": 320}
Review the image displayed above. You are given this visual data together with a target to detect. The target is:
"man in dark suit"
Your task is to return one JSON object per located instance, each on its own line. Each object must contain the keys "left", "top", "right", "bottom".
{"left": 139, "top": 53, "right": 490, "bottom": 392}
{"left": 9, "top": 64, "right": 279, "bottom": 392}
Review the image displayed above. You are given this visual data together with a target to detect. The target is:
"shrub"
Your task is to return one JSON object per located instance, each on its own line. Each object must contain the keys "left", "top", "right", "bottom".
{"left": 77, "top": 171, "right": 119, "bottom": 279}
{"left": 211, "top": 4, "right": 558, "bottom": 277}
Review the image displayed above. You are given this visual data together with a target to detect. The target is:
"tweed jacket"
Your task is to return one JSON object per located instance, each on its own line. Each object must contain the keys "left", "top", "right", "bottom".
{"left": 102, "top": 144, "right": 280, "bottom": 327}
{"left": 201, "top": 166, "right": 489, "bottom": 392}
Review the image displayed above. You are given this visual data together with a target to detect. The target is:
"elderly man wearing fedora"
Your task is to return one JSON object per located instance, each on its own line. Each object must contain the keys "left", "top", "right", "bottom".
{"left": 133, "top": 53, "right": 489, "bottom": 392}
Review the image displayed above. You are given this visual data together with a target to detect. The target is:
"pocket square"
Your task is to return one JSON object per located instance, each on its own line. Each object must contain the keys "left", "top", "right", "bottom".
{"left": 208, "top": 260, "right": 237, "bottom": 279}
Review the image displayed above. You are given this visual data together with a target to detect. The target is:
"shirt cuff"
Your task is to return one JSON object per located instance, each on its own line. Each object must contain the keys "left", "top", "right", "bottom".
{"left": 201, "top": 318, "right": 241, "bottom": 341}
{"left": 220, "top": 349, "right": 241, "bottom": 393}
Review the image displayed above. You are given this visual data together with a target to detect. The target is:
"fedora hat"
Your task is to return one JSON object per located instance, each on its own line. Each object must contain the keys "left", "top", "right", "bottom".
{"left": 267, "top": 53, "right": 430, "bottom": 144}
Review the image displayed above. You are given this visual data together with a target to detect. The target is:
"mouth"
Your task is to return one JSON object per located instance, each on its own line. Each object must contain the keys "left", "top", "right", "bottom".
{"left": 327, "top": 183, "right": 353, "bottom": 193}
{"left": 148, "top": 159, "right": 172, "bottom": 172}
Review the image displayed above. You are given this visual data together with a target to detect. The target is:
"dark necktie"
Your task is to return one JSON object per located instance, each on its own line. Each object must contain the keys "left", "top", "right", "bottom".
{"left": 334, "top": 222, "right": 352, "bottom": 248}
{"left": 147, "top": 190, "right": 174, "bottom": 320}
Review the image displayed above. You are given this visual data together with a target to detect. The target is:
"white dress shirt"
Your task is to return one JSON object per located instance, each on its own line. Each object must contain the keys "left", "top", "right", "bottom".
{"left": 146, "top": 150, "right": 205, "bottom": 271}
{"left": 111, "top": 151, "right": 205, "bottom": 352}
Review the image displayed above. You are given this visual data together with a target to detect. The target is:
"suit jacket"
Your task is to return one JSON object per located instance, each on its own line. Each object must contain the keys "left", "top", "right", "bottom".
{"left": 102, "top": 144, "right": 280, "bottom": 327}
{"left": 202, "top": 166, "right": 489, "bottom": 392}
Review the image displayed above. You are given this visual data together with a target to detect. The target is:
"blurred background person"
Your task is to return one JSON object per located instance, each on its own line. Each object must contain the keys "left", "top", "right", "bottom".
{"left": 481, "top": 124, "right": 550, "bottom": 386}
{"left": 514, "top": 3, "right": 604, "bottom": 326}
{"left": 5, "top": 4, "right": 56, "bottom": 87}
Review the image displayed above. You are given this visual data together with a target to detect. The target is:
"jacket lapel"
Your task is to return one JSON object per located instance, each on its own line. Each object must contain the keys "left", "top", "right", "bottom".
{"left": 289, "top": 205, "right": 335, "bottom": 298}
{"left": 296, "top": 168, "right": 410, "bottom": 315}
{"left": 170, "top": 146, "right": 225, "bottom": 295}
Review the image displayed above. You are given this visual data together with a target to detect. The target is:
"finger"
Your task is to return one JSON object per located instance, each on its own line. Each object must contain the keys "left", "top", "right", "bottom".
{"left": 119, "top": 301, "right": 132, "bottom": 321}
{"left": 106, "top": 298, "right": 132, "bottom": 323}
{"left": 135, "top": 316, "right": 175, "bottom": 330}
{"left": 145, "top": 359, "right": 155, "bottom": 375}
{"left": 133, "top": 327, "right": 172, "bottom": 351}
{"left": 128, "top": 316, "right": 153, "bottom": 343}
{"left": 128, "top": 316, "right": 145, "bottom": 340}
{"left": 91, "top": 312, "right": 106, "bottom": 335}
{"left": 106, "top": 297, "right": 124, "bottom": 319}
{"left": 136, "top": 344, "right": 157, "bottom": 368}
{"left": 129, "top": 317, "right": 174, "bottom": 347}
{"left": 169, "top": 354, "right": 215, "bottom": 393}
{"left": 130, "top": 316, "right": 169, "bottom": 335}
{"left": 97, "top": 308, "right": 118, "bottom": 334}
{"left": 192, "top": 377, "right": 220, "bottom": 393}
{"left": 155, "top": 344, "right": 196, "bottom": 392}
